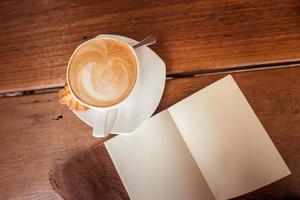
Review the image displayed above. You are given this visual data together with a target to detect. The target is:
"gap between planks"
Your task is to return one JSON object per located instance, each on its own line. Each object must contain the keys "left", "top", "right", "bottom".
{"left": 1, "top": 61, "right": 300, "bottom": 98}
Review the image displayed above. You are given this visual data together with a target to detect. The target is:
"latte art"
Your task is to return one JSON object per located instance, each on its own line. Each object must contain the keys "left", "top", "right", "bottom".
{"left": 79, "top": 59, "right": 129, "bottom": 100}
{"left": 68, "top": 38, "right": 137, "bottom": 107}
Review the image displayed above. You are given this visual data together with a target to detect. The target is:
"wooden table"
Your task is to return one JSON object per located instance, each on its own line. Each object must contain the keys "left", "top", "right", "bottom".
{"left": 0, "top": 1, "right": 299, "bottom": 199}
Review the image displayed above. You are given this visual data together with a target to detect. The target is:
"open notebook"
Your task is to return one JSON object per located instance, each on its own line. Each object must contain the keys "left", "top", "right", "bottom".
{"left": 105, "top": 75, "right": 290, "bottom": 200}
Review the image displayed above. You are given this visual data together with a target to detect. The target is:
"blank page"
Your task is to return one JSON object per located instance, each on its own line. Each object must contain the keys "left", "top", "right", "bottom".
{"left": 168, "top": 75, "right": 291, "bottom": 200}
{"left": 105, "top": 110, "right": 214, "bottom": 200}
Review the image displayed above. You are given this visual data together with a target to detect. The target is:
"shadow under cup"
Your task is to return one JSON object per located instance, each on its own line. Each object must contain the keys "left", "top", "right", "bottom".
{"left": 66, "top": 37, "right": 139, "bottom": 109}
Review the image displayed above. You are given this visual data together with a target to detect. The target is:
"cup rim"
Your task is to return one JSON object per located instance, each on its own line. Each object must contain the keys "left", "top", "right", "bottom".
{"left": 66, "top": 36, "right": 140, "bottom": 110}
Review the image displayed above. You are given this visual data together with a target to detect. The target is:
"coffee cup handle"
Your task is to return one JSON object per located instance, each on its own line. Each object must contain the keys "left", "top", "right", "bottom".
{"left": 93, "top": 109, "right": 118, "bottom": 137}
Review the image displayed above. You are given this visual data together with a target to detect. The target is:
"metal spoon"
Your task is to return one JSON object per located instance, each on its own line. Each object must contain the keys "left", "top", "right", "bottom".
{"left": 132, "top": 35, "right": 156, "bottom": 49}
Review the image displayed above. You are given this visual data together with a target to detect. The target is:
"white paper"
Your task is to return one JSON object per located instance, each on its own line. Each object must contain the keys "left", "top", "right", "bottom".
{"left": 105, "top": 75, "right": 290, "bottom": 200}
{"left": 105, "top": 110, "right": 214, "bottom": 200}
{"left": 168, "top": 75, "right": 291, "bottom": 199}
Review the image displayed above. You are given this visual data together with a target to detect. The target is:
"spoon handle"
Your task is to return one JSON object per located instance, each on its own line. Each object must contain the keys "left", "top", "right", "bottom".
{"left": 133, "top": 36, "right": 156, "bottom": 49}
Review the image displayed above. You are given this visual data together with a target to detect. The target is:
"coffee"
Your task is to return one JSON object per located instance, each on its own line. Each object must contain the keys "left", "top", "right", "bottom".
{"left": 68, "top": 38, "right": 137, "bottom": 107}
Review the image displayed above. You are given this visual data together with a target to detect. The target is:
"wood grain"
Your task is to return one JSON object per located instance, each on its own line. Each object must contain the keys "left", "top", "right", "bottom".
{"left": 1, "top": 0, "right": 300, "bottom": 92}
{"left": 0, "top": 94, "right": 100, "bottom": 199}
{"left": 0, "top": 67, "right": 299, "bottom": 199}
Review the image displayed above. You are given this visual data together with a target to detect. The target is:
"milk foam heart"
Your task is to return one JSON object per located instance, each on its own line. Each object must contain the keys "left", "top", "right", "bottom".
{"left": 68, "top": 38, "right": 137, "bottom": 107}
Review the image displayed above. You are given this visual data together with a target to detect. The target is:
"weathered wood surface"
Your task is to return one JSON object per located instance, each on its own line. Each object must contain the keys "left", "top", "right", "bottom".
{"left": 0, "top": 67, "right": 299, "bottom": 199}
{"left": 1, "top": 0, "right": 300, "bottom": 92}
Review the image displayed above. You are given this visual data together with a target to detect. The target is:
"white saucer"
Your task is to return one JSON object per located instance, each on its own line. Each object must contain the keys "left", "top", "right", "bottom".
{"left": 73, "top": 34, "right": 166, "bottom": 135}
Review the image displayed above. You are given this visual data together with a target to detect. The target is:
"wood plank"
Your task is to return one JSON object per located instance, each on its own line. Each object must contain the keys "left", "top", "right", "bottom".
{"left": 0, "top": 67, "right": 299, "bottom": 199}
{"left": 1, "top": 0, "right": 300, "bottom": 92}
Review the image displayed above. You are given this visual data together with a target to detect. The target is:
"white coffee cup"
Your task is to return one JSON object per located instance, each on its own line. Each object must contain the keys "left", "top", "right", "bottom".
{"left": 66, "top": 36, "right": 140, "bottom": 137}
